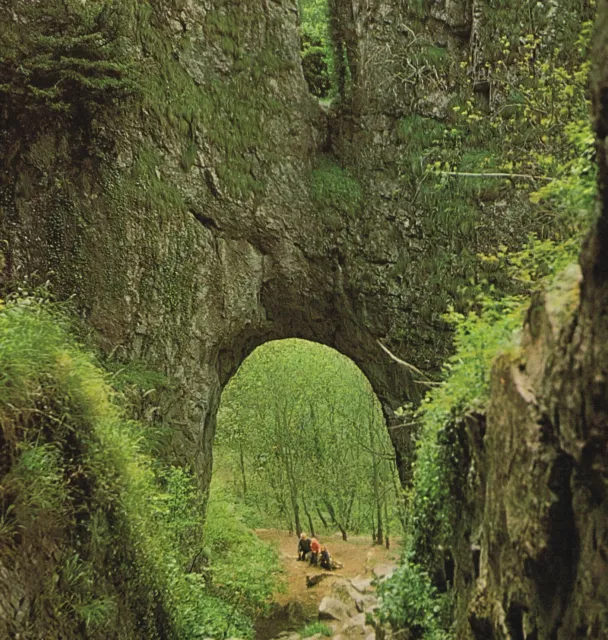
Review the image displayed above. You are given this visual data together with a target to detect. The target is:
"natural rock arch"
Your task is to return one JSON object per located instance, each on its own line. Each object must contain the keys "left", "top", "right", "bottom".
{"left": 0, "top": 0, "right": 421, "bottom": 494}
{"left": 0, "top": 0, "right": 576, "bottom": 493}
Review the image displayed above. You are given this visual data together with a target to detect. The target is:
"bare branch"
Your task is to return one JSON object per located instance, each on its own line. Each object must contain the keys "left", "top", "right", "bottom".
{"left": 435, "top": 170, "right": 553, "bottom": 182}
{"left": 377, "top": 340, "right": 432, "bottom": 380}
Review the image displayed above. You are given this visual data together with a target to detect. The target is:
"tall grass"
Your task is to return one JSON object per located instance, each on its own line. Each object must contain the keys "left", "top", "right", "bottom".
{"left": 0, "top": 294, "right": 280, "bottom": 638}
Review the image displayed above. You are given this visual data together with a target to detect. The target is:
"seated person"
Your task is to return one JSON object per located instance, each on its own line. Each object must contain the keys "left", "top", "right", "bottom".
{"left": 320, "top": 545, "right": 332, "bottom": 570}
{"left": 309, "top": 537, "right": 321, "bottom": 565}
{"left": 298, "top": 533, "right": 312, "bottom": 561}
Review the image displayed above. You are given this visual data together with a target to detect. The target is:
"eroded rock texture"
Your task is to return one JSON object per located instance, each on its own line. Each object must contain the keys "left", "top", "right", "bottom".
{"left": 447, "top": 7, "right": 608, "bottom": 636}
{"left": 0, "top": 0, "right": 606, "bottom": 638}
{"left": 2, "top": 0, "right": 587, "bottom": 490}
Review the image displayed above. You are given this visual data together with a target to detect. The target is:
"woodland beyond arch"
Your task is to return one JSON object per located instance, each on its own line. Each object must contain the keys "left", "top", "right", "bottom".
{"left": 214, "top": 338, "right": 403, "bottom": 544}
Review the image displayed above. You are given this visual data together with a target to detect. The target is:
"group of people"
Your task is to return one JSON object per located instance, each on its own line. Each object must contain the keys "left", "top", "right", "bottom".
{"left": 297, "top": 533, "right": 332, "bottom": 570}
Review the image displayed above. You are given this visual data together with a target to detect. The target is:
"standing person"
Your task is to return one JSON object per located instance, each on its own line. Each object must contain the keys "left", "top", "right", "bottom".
{"left": 298, "top": 533, "right": 312, "bottom": 561}
{"left": 319, "top": 545, "right": 332, "bottom": 570}
{"left": 309, "top": 537, "right": 321, "bottom": 566}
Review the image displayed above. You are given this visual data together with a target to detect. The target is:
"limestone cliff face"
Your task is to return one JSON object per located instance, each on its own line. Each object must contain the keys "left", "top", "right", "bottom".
{"left": 0, "top": 0, "right": 418, "bottom": 487}
{"left": 2, "top": 0, "right": 586, "bottom": 490}
{"left": 445, "top": 8, "right": 608, "bottom": 636}
{"left": 0, "top": 0, "right": 607, "bottom": 638}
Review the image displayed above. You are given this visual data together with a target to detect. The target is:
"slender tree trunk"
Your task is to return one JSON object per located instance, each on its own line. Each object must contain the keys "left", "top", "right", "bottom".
{"left": 323, "top": 497, "right": 348, "bottom": 541}
{"left": 384, "top": 498, "right": 390, "bottom": 549}
{"left": 345, "top": 492, "right": 356, "bottom": 531}
{"left": 291, "top": 496, "right": 302, "bottom": 536}
{"left": 302, "top": 498, "right": 316, "bottom": 537}
{"left": 376, "top": 500, "right": 383, "bottom": 546}
{"left": 316, "top": 506, "right": 329, "bottom": 528}
{"left": 371, "top": 511, "right": 376, "bottom": 544}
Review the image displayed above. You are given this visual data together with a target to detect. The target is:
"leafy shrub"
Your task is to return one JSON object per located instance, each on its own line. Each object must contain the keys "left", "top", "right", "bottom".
{"left": 204, "top": 484, "right": 284, "bottom": 620}
{"left": 377, "top": 560, "right": 450, "bottom": 639}
{"left": 301, "top": 39, "right": 331, "bottom": 98}
{"left": 299, "top": 0, "right": 334, "bottom": 99}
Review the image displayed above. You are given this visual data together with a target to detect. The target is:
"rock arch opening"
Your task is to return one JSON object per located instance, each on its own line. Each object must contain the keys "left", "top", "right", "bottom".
{"left": 297, "top": 0, "right": 357, "bottom": 104}
{"left": 212, "top": 338, "right": 405, "bottom": 545}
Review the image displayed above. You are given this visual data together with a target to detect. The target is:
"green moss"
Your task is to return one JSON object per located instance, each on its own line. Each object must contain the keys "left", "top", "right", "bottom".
{"left": 419, "top": 44, "right": 449, "bottom": 69}
{"left": 131, "top": 3, "right": 290, "bottom": 199}
{"left": 312, "top": 157, "right": 363, "bottom": 217}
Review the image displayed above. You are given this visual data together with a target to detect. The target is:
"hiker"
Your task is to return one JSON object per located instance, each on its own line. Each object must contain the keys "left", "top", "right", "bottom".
{"left": 319, "top": 544, "right": 332, "bottom": 570}
{"left": 297, "top": 533, "right": 312, "bottom": 561}
{"left": 309, "top": 537, "right": 321, "bottom": 565}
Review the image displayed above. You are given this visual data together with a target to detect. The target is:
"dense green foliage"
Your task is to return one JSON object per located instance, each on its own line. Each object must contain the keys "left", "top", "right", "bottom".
{"left": 377, "top": 560, "right": 451, "bottom": 640}
{"left": 215, "top": 340, "right": 403, "bottom": 543}
{"left": 0, "top": 0, "right": 138, "bottom": 125}
{"left": 0, "top": 294, "right": 281, "bottom": 639}
{"left": 298, "top": 0, "right": 333, "bottom": 99}
{"left": 390, "top": 2, "right": 595, "bottom": 352}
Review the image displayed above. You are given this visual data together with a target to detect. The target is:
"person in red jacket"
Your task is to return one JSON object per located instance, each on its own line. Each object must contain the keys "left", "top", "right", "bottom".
{"left": 309, "top": 537, "right": 321, "bottom": 565}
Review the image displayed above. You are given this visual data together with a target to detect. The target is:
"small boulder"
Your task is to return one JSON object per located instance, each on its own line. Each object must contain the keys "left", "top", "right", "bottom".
{"left": 319, "top": 596, "right": 352, "bottom": 622}
{"left": 355, "top": 594, "right": 378, "bottom": 613}
{"left": 307, "top": 573, "right": 330, "bottom": 588}
{"left": 338, "top": 613, "right": 372, "bottom": 640}
{"left": 342, "top": 613, "right": 366, "bottom": 629}
{"left": 372, "top": 564, "right": 397, "bottom": 581}
{"left": 350, "top": 576, "right": 373, "bottom": 593}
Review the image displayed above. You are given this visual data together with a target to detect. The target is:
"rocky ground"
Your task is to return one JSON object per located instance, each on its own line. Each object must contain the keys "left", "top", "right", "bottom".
{"left": 254, "top": 530, "right": 399, "bottom": 640}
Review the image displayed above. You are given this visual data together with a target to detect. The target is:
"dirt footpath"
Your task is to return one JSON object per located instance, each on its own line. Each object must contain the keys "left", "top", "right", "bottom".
{"left": 254, "top": 529, "right": 400, "bottom": 638}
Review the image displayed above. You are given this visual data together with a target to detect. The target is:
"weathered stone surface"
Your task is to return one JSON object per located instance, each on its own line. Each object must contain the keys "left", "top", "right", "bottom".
{"left": 0, "top": 0, "right": 581, "bottom": 495}
{"left": 444, "top": 10, "right": 608, "bottom": 636}
{"left": 331, "top": 577, "right": 377, "bottom": 613}
{"left": 318, "top": 596, "right": 352, "bottom": 622}
{"left": 371, "top": 564, "right": 397, "bottom": 581}
{"left": 350, "top": 576, "right": 373, "bottom": 594}
{"left": 0, "top": 0, "right": 606, "bottom": 637}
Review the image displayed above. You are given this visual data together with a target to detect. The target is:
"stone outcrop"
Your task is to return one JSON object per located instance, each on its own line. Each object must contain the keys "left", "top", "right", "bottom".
{"left": 0, "top": 3, "right": 606, "bottom": 635}
{"left": 1, "top": 0, "right": 587, "bottom": 491}
{"left": 440, "top": 7, "right": 608, "bottom": 637}
{"left": 318, "top": 596, "right": 355, "bottom": 622}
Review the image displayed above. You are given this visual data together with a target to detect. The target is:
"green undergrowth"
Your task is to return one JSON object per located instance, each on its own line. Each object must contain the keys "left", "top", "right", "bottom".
{"left": 390, "top": 4, "right": 595, "bottom": 356}
{"left": 300, "top": 621, "right": 333, "bottom": 637}
{"left": 0, "top": 293, "right": 281, "bottom": 639}
{"left": 378, "top": 226, "right": 587, "bottom": 638}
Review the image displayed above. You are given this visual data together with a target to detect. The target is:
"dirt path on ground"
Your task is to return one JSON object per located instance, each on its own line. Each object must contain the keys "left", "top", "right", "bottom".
{"left": 254, "top": 530, "right": 399, "bottom": 639}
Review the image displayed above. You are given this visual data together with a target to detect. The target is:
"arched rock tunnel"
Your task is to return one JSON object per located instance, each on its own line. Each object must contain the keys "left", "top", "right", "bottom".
{"left": 0, "top": 0, "right": 543, "bottom": 494}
